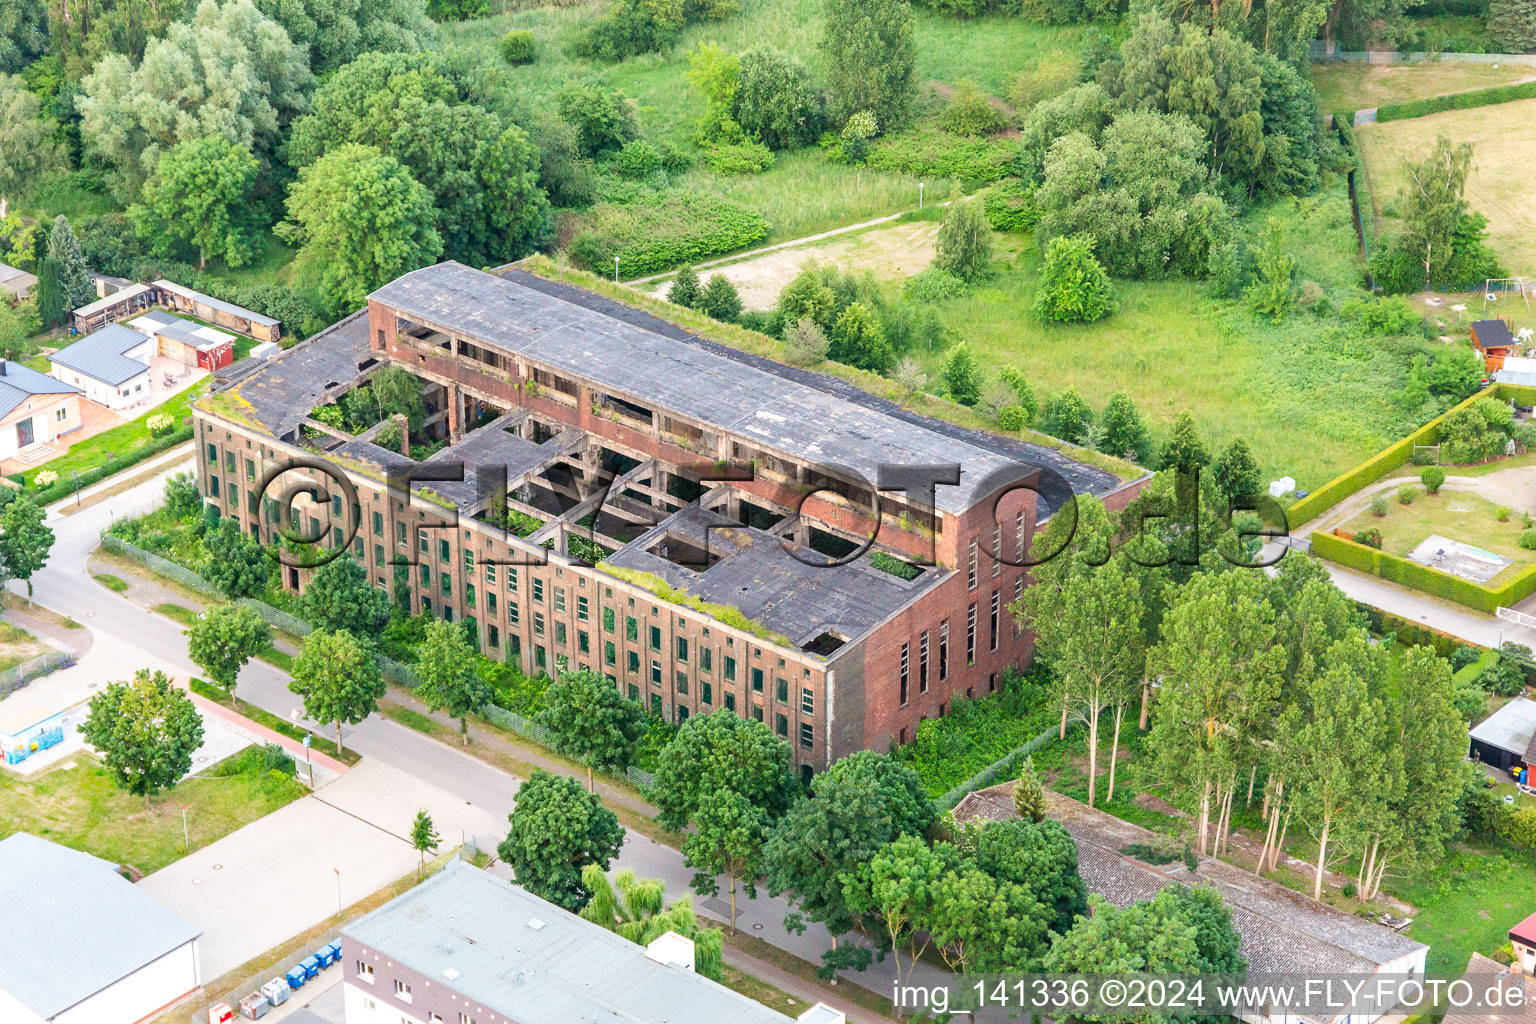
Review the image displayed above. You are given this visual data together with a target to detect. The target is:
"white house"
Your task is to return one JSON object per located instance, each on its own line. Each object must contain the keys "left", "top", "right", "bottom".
{"left": 0, "top": 361, "right": 82, "bottom": 463}
{"left": 47, "top": 323, "right": 152, "bottom": 410}
{"left": 0, "top": 833, "right": 202, "bottom": 1024}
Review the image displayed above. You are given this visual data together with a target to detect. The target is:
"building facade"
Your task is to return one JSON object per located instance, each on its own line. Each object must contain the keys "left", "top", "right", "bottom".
{"left": 194, "top": 261, "right": 1143, "bottom": 772}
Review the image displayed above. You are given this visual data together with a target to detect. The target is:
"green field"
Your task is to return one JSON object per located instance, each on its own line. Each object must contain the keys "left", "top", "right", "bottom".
{"left": 1310, "top": 60, "right": 1536, "bottom": 116}
{"left": 1393, "top": 844, "right": 1536, "bottom": 977}
{"left": 0, "top": 749, "right": 306, "bottom": 876}
{"left": 1357, "top": 97, "right": 1536, "bottom": 283}
{"left": 902, "top": 183, "right": 1429, "bottom": 487}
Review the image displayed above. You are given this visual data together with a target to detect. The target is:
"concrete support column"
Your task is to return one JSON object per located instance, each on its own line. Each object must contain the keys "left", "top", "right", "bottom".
{"left": 447, "top": 384, "right": 462, "bottom": 442}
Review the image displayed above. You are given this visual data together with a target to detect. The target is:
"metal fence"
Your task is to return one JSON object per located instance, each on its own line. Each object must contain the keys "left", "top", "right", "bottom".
{"left": 0, "top": 648, "right": 76, "bottom": 701}
{"left": 100, "top": 533, "right": 656, "bottom": 790}
{"left": 933, "top": 723, "right": 1062, "bottom": 811}
{"left": 1308, "top": 42, "right": 1536, "bottom": 65}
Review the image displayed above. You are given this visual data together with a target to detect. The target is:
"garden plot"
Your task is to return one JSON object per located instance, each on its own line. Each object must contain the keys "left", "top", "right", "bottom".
{"left": 1340, "top": 489, "right": 1536, "bottom": 583}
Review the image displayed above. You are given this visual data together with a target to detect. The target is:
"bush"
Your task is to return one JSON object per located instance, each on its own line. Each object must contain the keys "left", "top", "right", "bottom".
{"left": 567, "top": 189, "right": 768, "bottom": 277}
{"left": 1497, "top": 505, "right": 1512, "bottom": 522}
{"left": 147, "top": 413, "right": 174, "bottom": 437}
{"left": 1310, "top": 531, "right": 1536, "bottom": 615}
{"left": 1521, "top": 529, "right": 1536, "bottom": 550}
{"left": 903, "top": 267, "right": 968, "bottom": 302}
{"left": 699, "top": 275, "right": 742, "bottom": 323}
{"left": 1397, "top": 484, "right": 1417, "bottom": 505}
{"left": 891, "top": 671, "right": 1056, "bottom": 796}
{"left": 732, "top": 47, "right": 823, "bottom": 150}
{"left": 998, "top": 403, "right": 1027, "bottom": 432}
{"left": 867, "top": 127, "right": 1019, "bottom": 185}
{"left": 1370, "top": 495, "right": 1389, "bottom": 517}
{"left": 940, "top": 80, "right": 1004, "bottom": 136}
{"left": 704, "top": 139, "right": 774, "bottom": 174}
{"left": 1421, "top": 466, "right": 1445, "bottom": 493}
{"left": 784, "top": 318, "right": 828, "bottom": 366}
{"left": 501, "top": 30, "right": 536, "bottom": 64}
{"left": 613, "top": 139, "right": 660, "bottom": 180}
{"left": 982, "top": 177, "right": 1038, "bottom": 233}
{"left": 557, "top": 83, "right": 640, "bottom": 157}
{"left": 1353, "top": 527, "right": 1382, "bottom": 549}
{"left": 571, "top": 0, "right": 681, "bottom": 61}
{"left": 1032, "top": 234, "right": 1114, "bottom": 323}
{"left": 1375, "top": 79, "right": 1536, "bottom": 123}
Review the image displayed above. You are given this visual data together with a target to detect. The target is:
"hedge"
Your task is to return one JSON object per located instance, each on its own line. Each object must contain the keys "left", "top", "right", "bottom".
{"left": 1360, "top": 605, "right": 1478, "bottom": 658}
{"left": 1333, "top": 112, "right": 1374, "bottom": 246}
{"left": 1311, "top": 530, "right": 1536, "bottom": 614}
{"left": 567, "top": 189, "right": 768, "bottom": 278}
{"left": 1375, "top": 79, "right": 1536, "bottom": 122}
{"left": 1454, "top": 648, "right": 1501, "bottom": 686}
{"left": 1286, "top": 385, "right": 1499, "bottom": 529}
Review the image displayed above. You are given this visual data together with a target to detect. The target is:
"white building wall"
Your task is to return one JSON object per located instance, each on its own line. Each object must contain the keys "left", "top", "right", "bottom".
{"left": 344, "top": 980, "right": 427, "bottom": 1024}
{"left": 53, "top": 939, "right": 200, "bottom": 1024}
{"left": 0, "top": 395, "right": 78, "bottom": 460}
{"left": 51, "top": 364, "right": 150, "bottom": 411}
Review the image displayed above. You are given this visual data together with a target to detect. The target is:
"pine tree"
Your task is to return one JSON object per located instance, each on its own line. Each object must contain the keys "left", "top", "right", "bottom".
{"left": 668, "top": 264, "right": 702, "bottom": 308}
{"left": 36, "top": 215, "right": 92, "bottom": 329}
{"left": 1013, "top": 757, "right": 1047, "bottom": 823}
{"left": 1212, "top": 438, "right": 1262, "bottom": 507}
{"left": 700, "top": 274, "right": 742, "bottom": 323}
{"left": 942, "top": 342, "right": 983, "bottom": 406}
{"left": 1158, "top": 411, "right": 1210, "bottom": 473}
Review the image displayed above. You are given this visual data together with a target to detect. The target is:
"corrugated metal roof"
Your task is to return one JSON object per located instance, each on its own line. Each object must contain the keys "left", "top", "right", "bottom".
{"left": 0, "top": 361, "right": 81, "bottom": 418}
{"left": 1470, "top": 695, "right": 1536, "bottom": 758}
{"left": 50, "top": 323, "right": 151, "bottom": 386}
{"left": 344, "top": 861, "right": 792, "bottom": 1024}
{"left": 154, "top": 280, "right": 279, "bottom": 327}
{"left": 71, "top": 282, "right": 153, "bottom": 319}
{"left": 0, "top": 833, "right": 201, "bottom": 1018}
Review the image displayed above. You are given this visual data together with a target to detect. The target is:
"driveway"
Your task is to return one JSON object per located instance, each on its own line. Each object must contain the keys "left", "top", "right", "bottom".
{"left": 139, "top": 759, "right": 499, "bottom": 978}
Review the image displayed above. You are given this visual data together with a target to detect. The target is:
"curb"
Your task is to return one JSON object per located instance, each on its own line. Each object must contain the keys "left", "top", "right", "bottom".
{"left": 185, "top": 687, "right": 350, "bottom": 775}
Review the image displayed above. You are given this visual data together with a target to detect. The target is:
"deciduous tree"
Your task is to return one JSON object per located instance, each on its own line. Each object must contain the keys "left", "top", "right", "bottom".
{"left": 80, "top": 668, "right": 205, "bottom": 807}
{"left": 0, "top": 495, "right": 52, "bottom": 598}
{"left": 934, "top": 194, "right": 993, "bottom": 283}
{"left": 498, "top": 769, "right": 624, "bottom": 910}
{"left": 536, "top": 669, "right": 646, "bottom": 788}
{"left": 1097, "top": 392, "right": 1152, "bottom": 464}
{"left": 187, "top": 604, "right": 272, "bottom": 698}
{"left": 821, "top": 0, "right": 915, "bottom": 126}
{"left": 252, "top": 0, "right": 435, "bottom": 74}
{"left": 295, "top": 554, "right": 390, "bottom": 636}
{"left": 1033, "top": 234, "right": 1115, "bottom": 324}
{"left": 129, "top": 136, "right": 260, "bottom": 269}
{"left": 0, "top": 74, "right": 62, "bottom": 217}
{"left": 287, "top": 628, "right": 386, "bottom": 753}
{"left": 842, "top": 834, "right": 950, "bottom": 982}
{"left": 411, "top": 808, "right": 439, "bottom": 877}
{"left": 650, "top": 710, "right": 793, "bottom": 831}
{"left": 415, "top": 617, "right": 491, "bottom": 744}
{"left": 682, "top": 789, "right": 768, "bottom": 929}
{"left": 203, "top": 517, "right": 271, "bottom": 599}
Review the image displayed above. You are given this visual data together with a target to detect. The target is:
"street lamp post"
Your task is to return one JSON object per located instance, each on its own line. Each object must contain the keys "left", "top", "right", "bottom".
{"left": 919, "top": 182, "right": 925, "bottom": 211}
{"left": 181, "top": 805, "right": 189, "bottom": 852}
{"left": 614, "top": 256, "right": 620, "bottom": 284}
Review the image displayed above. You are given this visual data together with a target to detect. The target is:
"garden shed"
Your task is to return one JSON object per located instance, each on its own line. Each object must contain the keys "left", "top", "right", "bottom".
{"left": 1468, "top": 695, "right": 1536, "bottom": 773}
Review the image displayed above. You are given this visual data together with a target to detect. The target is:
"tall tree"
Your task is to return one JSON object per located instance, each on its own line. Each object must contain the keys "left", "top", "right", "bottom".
{"left": 1149, "top": 569, "right": 1285, "bottom": 856}
{"left": 295, "top": 551, "right": 391, "bottom": 635}
{"left": 0, "top": 495, "right": 52, "bottom": 598}
{"left": 129, "top": 136, "right": 260, "bottom": 269}
{"left": 186, "top": 604, "right": 272, "bottom": 698}
{"left": 933, "top": 193, "right": 993, "bottom": 283}
{"left": 277, "top": 143, "right": 443, "bottom": 318}
{"left": 682, "top": 788, "right": 769, "bottom": 930}
{"left": 35, "top": 215, "right": 92, "bottom": 330}
{"left": 78, "top": 0, "right": 314, "bottom": 199}
{"left": 203, "top": 517, "right": 272, "bottom": 599}
{"left": 80, "top": 668, "right": 205, "bottom": 807}
{"left": 252, "top": 0, "right": 435, "bottom": 74}
{"left": 1396, "top": 137, "right": 1474, "bottom": 288}
{"left": 821, "top": 0, "right": 915, "bottom": 126}
{"left": 1212, "top": 438, "right": 1262, "bottom": 508}
{"left": 415, "top": 617, "right": 491, "bottom": 744}
{"left": 1097, "top": 392, "right": 1152, "bottom": 464}
{"left": 1158, "top": 411, "right": 1210, "bottom": 473}
{"left": 968, "top": 817, "right": 1089, "bottom": 937}
{"left": 841, "top": 834, "right": 951, "bottom": 982}
{"left": 0, "top": 74, "right": 63, "bottom": 217}
{"left": 536, "top": 669, "right": 646, "bottom": 789}
{"left": 929, "top": 868, "right": 1052, "bottom": 974}
{"left": 762, "top": 750, "right": 935, "bottom": 975}
{"left": 287, "top": 628, "right": 386, "bottom": 753}
{"left": 411, "top": 808, "right": 439, "bottom": 877}
{"left": 650, "top": 710, "right": 793, "bottom": 832}
{"left": 498, "top": 769, "right": 625, "bottom": 911}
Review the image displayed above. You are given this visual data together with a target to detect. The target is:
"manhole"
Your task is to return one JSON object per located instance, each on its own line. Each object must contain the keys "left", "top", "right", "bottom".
{"left": 752, "top": 923, "right": 763, "bottom": 931}
{"left": 213, "top": 864, "right": 223, "bottom": 871}
{"left": 197, "top": 756, "right": 207, "bottom": 763}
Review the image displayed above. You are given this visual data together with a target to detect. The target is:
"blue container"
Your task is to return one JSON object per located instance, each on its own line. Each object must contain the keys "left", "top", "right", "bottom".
{"left": 284, "top": 966, "right": 306, "bottom": 990}
{"left": 300, "top": 955, "right": 320, "bottom": 979}
{"left": 314, "top": 945, "right": 336, "bottom": 969}
{"left": 324, "top": 941, "right": 343, "bottom": 964}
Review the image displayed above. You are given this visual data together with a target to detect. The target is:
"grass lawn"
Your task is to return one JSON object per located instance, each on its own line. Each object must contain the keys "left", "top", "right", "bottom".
{"left": 0, "top": 620, "right": 47, "bottom": 672}
{"left": 1357, "top": 98, "right": 1536, "bottom": 283}
{"left": 0, "top": 750, "right": 307, "bottom": 876}
{"left": 19, "top": 379, "right": 204, "bottom": 488}
{"left": 1390, "top": 843, "right": 1536, "bottom": 978}
{"left": 904, "top": 182, "right": 1433, "bottom": 487}
{"left": 1338, "top": 490, "right": 1535, "bottom": 574}
{"left": 1309, "top": 61, "right": 1536, "bottom": 116}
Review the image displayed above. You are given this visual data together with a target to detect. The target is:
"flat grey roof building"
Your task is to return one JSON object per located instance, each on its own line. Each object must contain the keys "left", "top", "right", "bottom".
{"left": 50, "top": 323, "right": 150, "bottom": 386}
{"left": 342, "top": 860, "right": 792, "bottom": 1024}
{"left": 0, "top": 832, "right": 201, "bottom": 1020}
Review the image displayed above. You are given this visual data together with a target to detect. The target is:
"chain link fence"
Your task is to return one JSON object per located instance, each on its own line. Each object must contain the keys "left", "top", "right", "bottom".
{"left": 933, "top": 723, "right": 1061, "bottom": 811}
{"left": 100, "top": 533, "right": 656, "bottom": 790}
{"left": 0, "top": 648, "right": 76, "bottom": 701}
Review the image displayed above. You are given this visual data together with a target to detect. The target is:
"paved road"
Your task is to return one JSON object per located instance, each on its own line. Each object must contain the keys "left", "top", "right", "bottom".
{"left": 26, "top": 458, "right": 948, "bottom": 1009}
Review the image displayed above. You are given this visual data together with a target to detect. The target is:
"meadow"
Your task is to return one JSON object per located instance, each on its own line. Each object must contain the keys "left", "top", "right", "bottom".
{"left": 1309, "top": 60, "right": 1536, "bottom": 115}
{"left": 1356, "top": 97, "right": 1536, "bottom": 282}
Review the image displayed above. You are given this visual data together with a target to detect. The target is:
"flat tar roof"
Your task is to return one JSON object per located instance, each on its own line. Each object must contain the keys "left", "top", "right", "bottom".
{"left": 344, "top": 860, "right": 791, "bottom": 1024}
{"left": 369, "top": 262, "right": 1122, "bottom": 516}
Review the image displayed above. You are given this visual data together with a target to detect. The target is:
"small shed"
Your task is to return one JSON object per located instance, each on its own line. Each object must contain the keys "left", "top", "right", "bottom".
{"left": 1472, "top": 319, "right": 1518, "bottom": 372}
{"left": 1468, "top": 695, "right": 1536, "bottom": 772}
{"left": 1513, "top": 912, "right": 1536, "bottom": 974}
{"left": 0, "top": 263, "right": 36, "bottom": 301}
{"left": 70, "top": 282, "right": 154, "bottom": 333}
{"left": 151, "top": 280, "right": 280, "bottom": 343}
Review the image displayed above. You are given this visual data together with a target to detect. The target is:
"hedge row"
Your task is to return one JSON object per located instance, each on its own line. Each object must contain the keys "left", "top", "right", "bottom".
{"left": 1356, "top": 603, "right": 1476, "bottom": 658}
{"left": 1333, "top": 112, "right": 1374, "bottom": 246}
{"left": 1454, "top": 648, "right": 1501, "bottom": 685}
{"left": 567, "top": 189, "right": 768, "bottom": 278}
{"left": 1311, "top": 531, "right": 1536, "bottom": 614}
{"left": 1375, "top": 79, "right": 1536, "bottom": 122}
{"left": 1285, "top": 385, "right": 1497, "bottom": 529}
